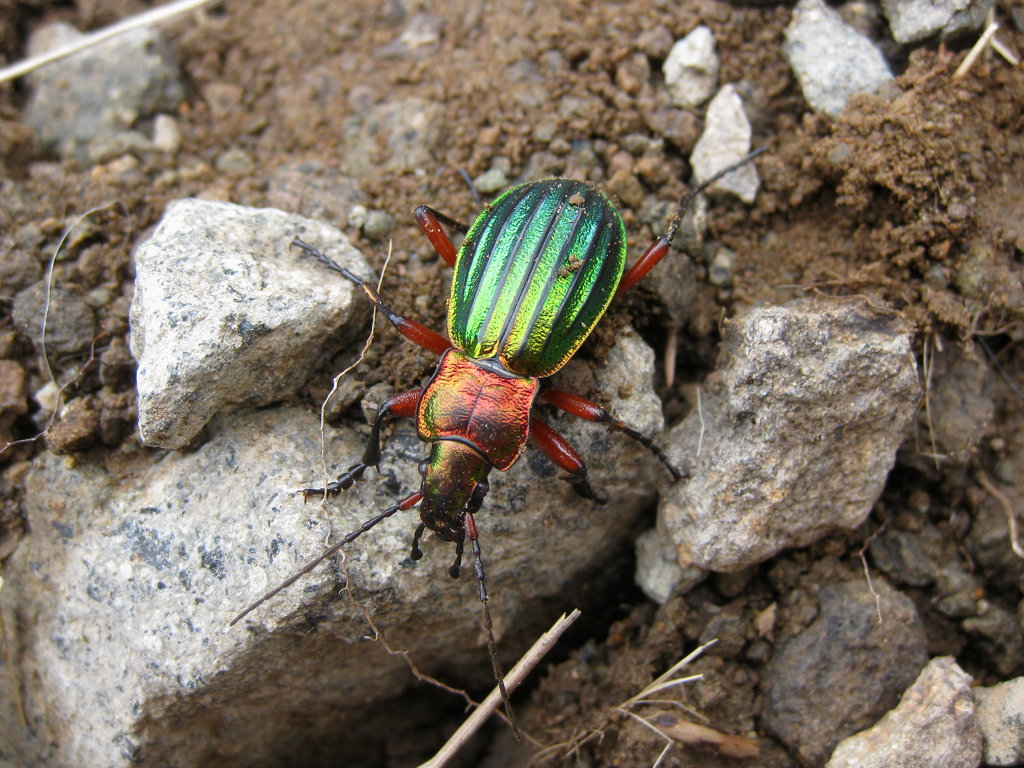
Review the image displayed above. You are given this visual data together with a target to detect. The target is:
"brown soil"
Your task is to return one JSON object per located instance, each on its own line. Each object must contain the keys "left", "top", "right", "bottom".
{"left": 2, "top": 1, "right": 1023, "bottom": 766}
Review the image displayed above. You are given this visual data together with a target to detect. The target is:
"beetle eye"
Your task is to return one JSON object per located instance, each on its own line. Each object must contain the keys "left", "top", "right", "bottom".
{"left": 418, "top": 460, "right": 428, "bottom": 476}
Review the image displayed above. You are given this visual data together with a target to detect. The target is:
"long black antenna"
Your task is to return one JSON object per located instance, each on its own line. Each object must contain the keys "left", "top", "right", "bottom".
{"left": 664, "top": 147, "right": 767, "bottom": 246}
{"left": 229, "top": 491, "right": 422, "bottom": 626}
{"left": 465, "top": 511, "right": 521, "bottom": 742}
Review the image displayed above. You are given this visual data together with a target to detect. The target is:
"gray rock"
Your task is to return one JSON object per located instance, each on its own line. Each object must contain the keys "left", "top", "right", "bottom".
{"left": 150, "top": 114, "right": 181, "bottom": 154}
{"left": 934, "top": 565, "right": 981, "bottom": 619}
{"left": 881, "top": 0, "right": 993, "bottom": 44}
{"left": 0, "top": 235, "right": 43, "bottom": 293}
{"left": 634, "top": 527, "right": 701, "bottom": 604}
{"left": 129, "top": 199, "right": 371, "bottom": 448}
{"left": 974, "top": 677, "right": 1024, "bottom": 766}
{"left": 922, "top": 339, "right": 994, "bottom": 462}
{"left": 362, "top": 210, "right": 397, "bottom": 241}
{"left": 0, "top": 331, "right": 662, "bottom": 767}
{"left": 640, "top": 195, "right": 705, "bottom": 332}
{"left": 784, "top": 0, "right": 894, "bottom": 118}
{"left": 24, "top": 22, "right": 185, "bottom": 160}
{"left": 825, "top": 656, "right": 982, "bottom": 768}
{"left": 474, "top": 168, "right": 509, "bottom": 195}
{"left": 659, "top": 301, "right": 919, "bottom": 573}
{"left": 963, "top": 603, "right": 1024, "bottom": 677}
{"left": 868, "top": 530, "right": 936, "bottom": 587}
{"left": 12, "top": 283, "right": 98, "bottom": 359}
{"left": 763, "top": 579, "right": 929, "bottom": 766}
{"left": 707, "top": 246, "right": 735, "bottom": 287}
{"left": 689, "top": 84, "right": 759, "bottom": 203}
{"left": 662, "top": 25, "right": 720, "bottom": 108}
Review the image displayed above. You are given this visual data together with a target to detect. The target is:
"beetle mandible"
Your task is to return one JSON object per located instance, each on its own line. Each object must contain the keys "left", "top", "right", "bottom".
{"left": 232, "top": 151, "right": 764, "bottom": 736}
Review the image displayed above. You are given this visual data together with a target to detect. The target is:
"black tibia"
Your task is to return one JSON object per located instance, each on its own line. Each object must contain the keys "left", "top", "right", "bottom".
{"left": 565, "top": 467, "right": 607, "bottom": 505}
{"left": 410, "top": 522, "right": 426, "bottom": 561}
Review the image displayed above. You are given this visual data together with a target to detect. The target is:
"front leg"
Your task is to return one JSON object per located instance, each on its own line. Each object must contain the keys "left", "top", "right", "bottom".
{"left": 300, "top": 388, "right": 422, "bottom": 500}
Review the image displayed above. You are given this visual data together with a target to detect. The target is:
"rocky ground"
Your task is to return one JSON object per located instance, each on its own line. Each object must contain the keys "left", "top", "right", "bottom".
{"left": 1, "top": 1, "right": 1023, "bottom": 767}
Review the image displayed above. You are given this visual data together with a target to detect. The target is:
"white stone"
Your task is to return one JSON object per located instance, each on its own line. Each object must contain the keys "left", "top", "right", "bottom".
{"left": 663, "top": 25, "right": 720, "bottom": 108}
{"left": 784, "top": 0, "right": 894, "bottom": 118}
{"left": 689, "top": 84, "right": 759, "bottom": 203}
{"left": 882, "top": 0, "right": 993, "bottom": 44}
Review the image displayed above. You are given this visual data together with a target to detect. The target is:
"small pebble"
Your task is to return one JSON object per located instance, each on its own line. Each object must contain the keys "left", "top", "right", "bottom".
{"left": 663, "top": 25, "right": 720, "bottom": 108}
{"left": 362, "top": 210, "right": 396, "bottom": 241}
{"left": 473, "top": 169, "right": 508, "bottom": 194}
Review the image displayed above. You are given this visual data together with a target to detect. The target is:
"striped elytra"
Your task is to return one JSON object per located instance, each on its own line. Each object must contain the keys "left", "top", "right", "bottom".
{"left": 447, "top": 179, "right": 627, "bottom": 378}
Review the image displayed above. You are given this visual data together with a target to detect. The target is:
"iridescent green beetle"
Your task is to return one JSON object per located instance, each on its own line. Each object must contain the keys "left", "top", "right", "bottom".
{"left": 233, "top": 153, "right": 762, "bottom": 736}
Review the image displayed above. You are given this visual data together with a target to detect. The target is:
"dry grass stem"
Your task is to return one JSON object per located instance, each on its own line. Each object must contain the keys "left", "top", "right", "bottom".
{"left": 0, "top": 0, "right": 219, "bottom": 82}
{"left": 953, "top": 22, "right": 1000, "bottom": 79}
{"left": 418, "top": 609, "right": 582, "bottom": 768}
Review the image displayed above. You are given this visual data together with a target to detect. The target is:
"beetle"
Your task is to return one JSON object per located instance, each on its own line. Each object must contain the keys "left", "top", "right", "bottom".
{"left": 232, "top": 151, "right": 763, "bottom": 736}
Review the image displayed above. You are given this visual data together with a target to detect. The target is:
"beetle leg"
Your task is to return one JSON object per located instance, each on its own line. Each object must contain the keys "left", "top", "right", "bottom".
{"left": 410, "top": 522, "right": 426, "bottom": 562}
{"left": 529, "top": 417, "right": 607, "bottom": 504}
{"left": 299, "top": 388, "right": 422, "bottom": 500}
{"left": 616, "top": 148, "right": 766, "bottom": 296}
{"left": 465, "top": 512, "right": 522, "bottom": 742}
{"left": 413, "top": 205, "right": 469, "bottom": 269}
{"left": 448, "top": 528, "right": 465, "bottom": 579}
{"left": 292, "top": 237, "right": 451, "bottom": 356}
{"left": 539, "top": 389, "right": 685, "bottom": 481}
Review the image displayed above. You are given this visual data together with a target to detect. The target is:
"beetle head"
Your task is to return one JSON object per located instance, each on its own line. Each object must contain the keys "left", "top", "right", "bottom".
{"left": 418, "top": 440, "right": 491, "bottom": 541}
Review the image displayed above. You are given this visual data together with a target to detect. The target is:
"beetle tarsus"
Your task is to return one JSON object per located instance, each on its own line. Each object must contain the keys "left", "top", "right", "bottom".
{"left": 299, "top": 462, "right": 367, "bottom": 501}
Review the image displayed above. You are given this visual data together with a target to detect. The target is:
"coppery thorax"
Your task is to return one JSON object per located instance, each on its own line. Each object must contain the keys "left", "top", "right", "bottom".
{"left": 417, "top": 349, "right": 540, "bottom": 471}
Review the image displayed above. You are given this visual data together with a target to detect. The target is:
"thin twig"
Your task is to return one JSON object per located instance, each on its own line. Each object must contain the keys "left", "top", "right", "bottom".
{"left": 41, "top": 202, "right": 123, "bottom": 387}
{"left": 921, "top": 333, "right": 942, "bottom": 469}
{"left": 977, "top": 471, "right": 1024, "bottom": 560}
{"left": 990, "top": 35, "right": 1020, "bottom": 66}
{"left": 858, "top": 523, "right": 887, "bottom": 624}
{"left": 620, "top": 710, "right": 674, "bottom": 768}
{"left": 695, "top": 386, "right": 705, "bottom": 459}
{"left": 0, "top": 0, "right": 219, "bottom": 82}
{"left": 317, "top": 242, "right": 393, "bottom": 494}
{"left": 335, "top": 557, "right": 490, "bottom": 714}
{"left": 418, "top": 609, "right": 582, "bottom": 768}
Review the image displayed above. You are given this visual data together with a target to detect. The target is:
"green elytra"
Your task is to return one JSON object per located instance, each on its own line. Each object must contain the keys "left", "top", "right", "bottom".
{"left": 448, "top": 179, "right": 627, "bottom": 378}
